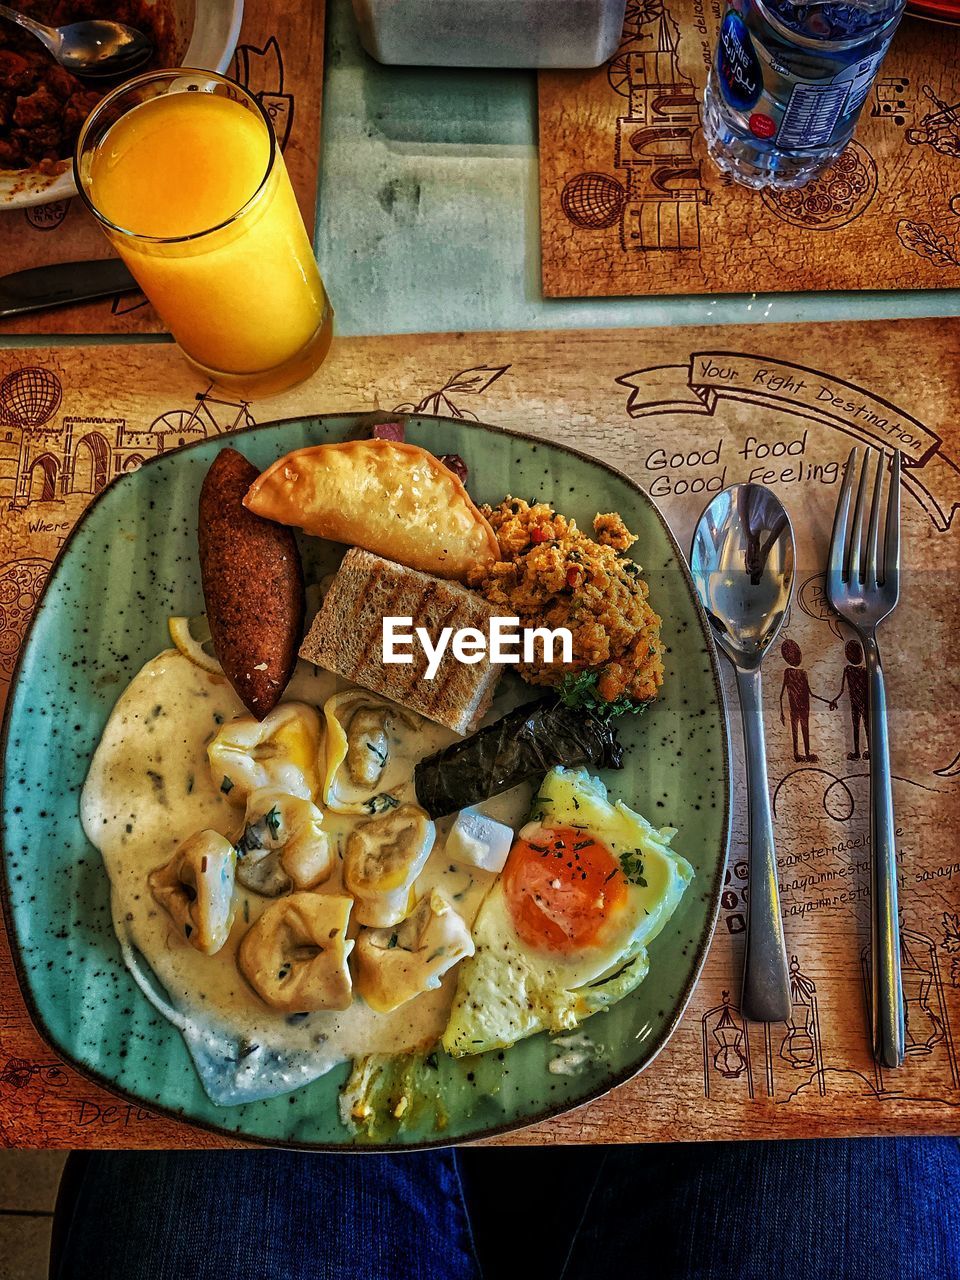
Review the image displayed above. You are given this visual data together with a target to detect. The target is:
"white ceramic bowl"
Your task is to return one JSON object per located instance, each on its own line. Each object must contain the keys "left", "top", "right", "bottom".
{"left": 1, "top": 0, "right": 244, "bottom": 210}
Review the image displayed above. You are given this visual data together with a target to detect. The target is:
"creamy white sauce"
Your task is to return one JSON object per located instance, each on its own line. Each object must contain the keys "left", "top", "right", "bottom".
{"left": 548, "top": 1032, "right": 598, "bottom": 1076}
{"left": 81, "top": 650, "right": 528, "bottom": 1105}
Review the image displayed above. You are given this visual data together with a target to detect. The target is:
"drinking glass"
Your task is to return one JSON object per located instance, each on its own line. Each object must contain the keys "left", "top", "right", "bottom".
{"left": 76, "top": 70, "right": 333, "bottom": 398}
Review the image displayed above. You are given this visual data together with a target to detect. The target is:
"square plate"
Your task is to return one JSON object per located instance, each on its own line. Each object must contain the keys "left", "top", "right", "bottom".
{"left": 1, "top": 413, "right": 729, "bottom": 1147}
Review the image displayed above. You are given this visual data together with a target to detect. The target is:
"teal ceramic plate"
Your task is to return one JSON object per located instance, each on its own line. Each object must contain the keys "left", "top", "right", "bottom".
{"left": 1, "top": 414, "right": 729, "bottom": 1148}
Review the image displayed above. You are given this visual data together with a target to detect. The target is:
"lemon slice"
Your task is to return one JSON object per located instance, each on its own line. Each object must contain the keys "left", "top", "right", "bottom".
{"left": 168, "top": 615, "right": 223, "bottom": 675}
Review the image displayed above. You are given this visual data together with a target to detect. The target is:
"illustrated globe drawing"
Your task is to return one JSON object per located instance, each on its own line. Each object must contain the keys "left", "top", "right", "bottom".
{"left": 0, "top": 367, "right": 62, "bottom": 429}
{"left": 561, "top": 172, "right": 626, "bottom": 230}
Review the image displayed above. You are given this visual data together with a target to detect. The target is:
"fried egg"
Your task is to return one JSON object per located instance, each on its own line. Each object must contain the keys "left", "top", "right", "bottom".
{"left": 442, "top": 766, "right": 694, "bottom": 1056}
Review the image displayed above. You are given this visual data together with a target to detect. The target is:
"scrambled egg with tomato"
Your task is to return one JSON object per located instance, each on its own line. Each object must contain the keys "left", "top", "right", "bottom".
{"left": 467, "top": 498, "right": 665, "bottom": 705}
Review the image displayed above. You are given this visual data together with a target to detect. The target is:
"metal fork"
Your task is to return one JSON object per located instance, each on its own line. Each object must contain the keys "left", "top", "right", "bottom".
{"left": 826, "top": 446, "right": 905, "bottom": 1069}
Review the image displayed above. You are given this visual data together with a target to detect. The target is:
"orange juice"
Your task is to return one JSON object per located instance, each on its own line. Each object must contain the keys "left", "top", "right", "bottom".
{"left": 79, "top": 80, "right": 332, "bottom": 396}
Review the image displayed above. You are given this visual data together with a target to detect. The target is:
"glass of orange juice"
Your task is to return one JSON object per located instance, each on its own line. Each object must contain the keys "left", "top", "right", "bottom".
{"left": 75, "top": 70, "right": 333, "bottom": 398}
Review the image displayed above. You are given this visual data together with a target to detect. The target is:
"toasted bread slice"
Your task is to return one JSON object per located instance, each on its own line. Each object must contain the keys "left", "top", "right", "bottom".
{"left": 299, "top": 549, "right": 502, "bottom": 735}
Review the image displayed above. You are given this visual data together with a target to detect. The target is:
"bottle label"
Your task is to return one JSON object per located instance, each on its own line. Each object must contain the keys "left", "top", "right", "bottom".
{"left": 775, "top": 44, "right": 890, "bottom": 148}
{"left": 717, "top": 11, "right": 764, "bottom": 113}
{"left": 712, "top": 0, "right": 901, "bottom": 153}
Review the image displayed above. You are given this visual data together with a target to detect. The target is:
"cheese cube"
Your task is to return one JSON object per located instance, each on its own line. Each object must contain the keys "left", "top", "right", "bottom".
{"left": 445, "top": 809, "right": 514, "bottom": 874}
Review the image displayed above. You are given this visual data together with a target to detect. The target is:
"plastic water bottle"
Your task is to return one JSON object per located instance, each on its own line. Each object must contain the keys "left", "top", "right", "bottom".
{"left": 703, "top": 0, "right": 906, "bottom": 189}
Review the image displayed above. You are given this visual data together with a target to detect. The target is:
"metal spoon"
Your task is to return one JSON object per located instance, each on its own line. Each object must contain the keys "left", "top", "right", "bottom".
{"left": 0, "top": 4, "right": 153, "bottom": 77}
{"left": 691, "top": 484, "right": 794, "bottom": 1022}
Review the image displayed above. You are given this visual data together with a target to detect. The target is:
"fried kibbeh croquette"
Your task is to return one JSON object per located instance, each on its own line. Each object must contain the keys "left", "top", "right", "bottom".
{"left": 198, "top": 448, "right": 305, "bottom": 719}
{"left": 467, "top": 498, "right": 665, "bottom": 705}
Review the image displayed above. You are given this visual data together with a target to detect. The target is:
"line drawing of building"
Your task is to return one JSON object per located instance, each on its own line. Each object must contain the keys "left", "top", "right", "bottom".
{"left": 702, "top": 990, "right": 764, "bottom": 1100}
{"left": 860, "top": 929, "right": 960, "bottom": 1099}
{"left": 559, "top": 2, "right": 709, "bottom": 253}
{"left": 778, "top": 955, "right": 827, "bottom": 1096}
{"left": 614, "top": 7, "right": 708, "bottom": 252}
{"left": 0, "top": 365, "right": 254, "bottom": 509}
{"left": 8, "top": 416, "right": 139, "bottom": 506}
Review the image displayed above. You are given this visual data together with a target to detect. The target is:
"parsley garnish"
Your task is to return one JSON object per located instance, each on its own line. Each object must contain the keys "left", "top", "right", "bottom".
{"left": 236, "top": 825, "right": 257, "bottom": 856}
{"left": 557, "top": 671, "right": 647, "bottom": 721}
{"left": 220, "top": 776, "right": 234, "bottom": 795}
{"left": 365, "top": 793, "right": 399, "bottom": 815}
{"left": 619, "top": 849, "right": 648, "bottom": 887}
{"left": 238, "top": 806, "right": 282, "bottom": 855}
{"left": 387, "top": 933, "right": 399, "bottom": 949}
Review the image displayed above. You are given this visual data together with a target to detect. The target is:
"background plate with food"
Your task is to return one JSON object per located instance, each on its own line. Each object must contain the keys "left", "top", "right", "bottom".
{"left": 0, "top": 413, "right": 729, "bottom": 1148}
{"left": 1, "top": 0, "right": 244, "bottom": 209}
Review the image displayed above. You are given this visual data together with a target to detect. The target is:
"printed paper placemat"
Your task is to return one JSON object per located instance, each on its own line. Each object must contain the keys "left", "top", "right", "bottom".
{"left": 538, "top": 8, "right": 960, "bottom": 297}
{"left": 1, "top": 317, "right": 959, "bottom": 1146}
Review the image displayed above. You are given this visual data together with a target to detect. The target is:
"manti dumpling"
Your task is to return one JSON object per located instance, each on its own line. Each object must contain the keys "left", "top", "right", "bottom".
{"left": 321, "top": 690, "right": 420, "bottom": 814}
{"left": 353, "top": 888, "right": 474, "bottom": 1013}
{"left": 235, "top": 788, "right": 333, "bottom": 897}
{"left": 148, "top": 830, "right": 237, "bottom": 956}
{"left": 239, "top": 893, "right": 354, "bottom": 1012}
{"left": 343, "top": 803, "right": 435, "bottom": 927}
{"left": 208, "top": 703, "right": 321, "bottom": 806}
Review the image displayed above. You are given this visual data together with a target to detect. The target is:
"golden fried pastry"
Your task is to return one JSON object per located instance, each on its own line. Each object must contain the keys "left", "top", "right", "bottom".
{"left": 243, "top": 439, "right": 498, "bottom": 581}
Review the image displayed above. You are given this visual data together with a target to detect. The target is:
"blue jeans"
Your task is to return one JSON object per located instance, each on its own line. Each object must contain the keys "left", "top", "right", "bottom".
{"left": 50, "top": 1140, "right": 960, "bottom": 1280}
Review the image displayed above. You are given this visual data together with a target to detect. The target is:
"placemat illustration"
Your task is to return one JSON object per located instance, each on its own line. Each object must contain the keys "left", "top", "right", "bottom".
{"left": 538, "top": 7, "right": 960, "bottom": 297}
{"left": 0, "top": 317, "right": 958, "bottom": 1146}
{"left": 0, "top": 0, "right": 325, "bottom": 336}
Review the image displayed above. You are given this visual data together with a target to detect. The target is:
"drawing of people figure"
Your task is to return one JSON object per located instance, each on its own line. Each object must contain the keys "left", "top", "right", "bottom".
{"left": 779, "top": 639, "right": 828, "bottom": 762}
{"left": 905, "top": 88, "right": 960, "bottom": 158}
{"left": 830, "top": 639, "right": 870, "bottom": 760}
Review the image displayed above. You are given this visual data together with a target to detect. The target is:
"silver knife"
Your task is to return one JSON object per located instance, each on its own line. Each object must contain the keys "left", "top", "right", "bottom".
{"left": 0, "top": 259, "right": 140, "bottom": 319}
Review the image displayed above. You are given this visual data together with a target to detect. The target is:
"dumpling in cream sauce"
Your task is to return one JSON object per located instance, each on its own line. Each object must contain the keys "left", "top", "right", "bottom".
{"left": 81, "top": 650, "right": 514, "bottom": 1106}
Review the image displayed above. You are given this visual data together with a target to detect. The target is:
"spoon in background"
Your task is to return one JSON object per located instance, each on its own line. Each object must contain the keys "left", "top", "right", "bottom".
{"left": 691, "top": 484, "right": 795, "bottom": 1023}
{"left": 0, "top": 4, "right": 153, "bottom": 77}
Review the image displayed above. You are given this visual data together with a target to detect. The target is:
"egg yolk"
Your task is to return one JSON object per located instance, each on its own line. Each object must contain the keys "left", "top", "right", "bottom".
{"left": 502, "top": 827, "right": 626, "bottom": 954}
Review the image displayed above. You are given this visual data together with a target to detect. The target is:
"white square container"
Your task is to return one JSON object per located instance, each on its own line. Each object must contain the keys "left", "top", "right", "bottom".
{"left": 351, "top": 0, "right": 628, "bottom": 68}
